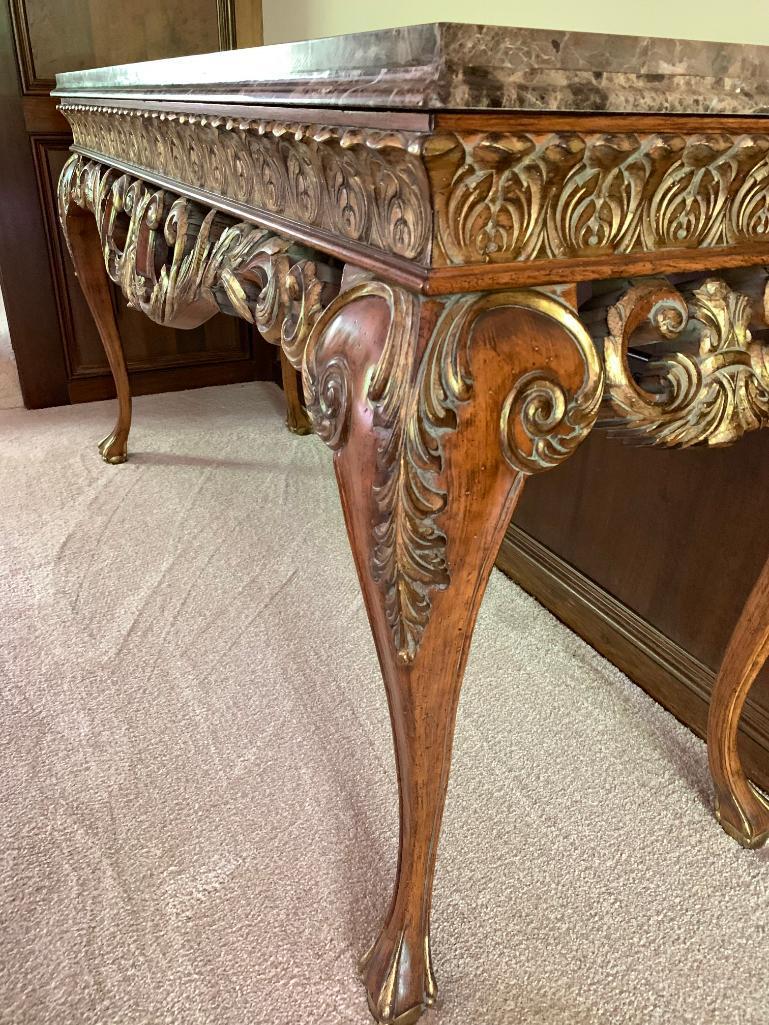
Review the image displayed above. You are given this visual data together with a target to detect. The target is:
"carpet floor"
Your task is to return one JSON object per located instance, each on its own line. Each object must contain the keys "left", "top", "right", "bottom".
{"left": 1, "top": 382, "right": 767, "bottom": 1025}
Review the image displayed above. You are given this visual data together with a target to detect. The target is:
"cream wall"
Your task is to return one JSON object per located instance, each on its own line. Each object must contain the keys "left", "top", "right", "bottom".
{"left": 262, "top": 0, "right": 769, "bottom": 46}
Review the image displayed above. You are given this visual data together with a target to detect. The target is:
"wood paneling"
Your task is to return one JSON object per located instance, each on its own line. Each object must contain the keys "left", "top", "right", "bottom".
{"left": 0, "top": 0, "right": 69, "bottom": 407}
{"left": 497, "top": 424, "right": 769, "bottom": 788}
{"left": 10, "top": 0, "right": 235, "bottom": 92}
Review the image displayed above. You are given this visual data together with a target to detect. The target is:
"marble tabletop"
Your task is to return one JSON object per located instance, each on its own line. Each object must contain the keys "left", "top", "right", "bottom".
{"left": 53, "top": 22, "right": 769, "bottom": 116}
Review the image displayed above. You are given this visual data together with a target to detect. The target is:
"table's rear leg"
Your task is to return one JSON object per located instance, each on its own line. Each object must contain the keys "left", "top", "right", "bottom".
{"left": 61, "top": 196, "right": 131, "bottom": 464}
{"left": 279, "top": 349, "right": 312, "bottom": 435}
{"left": 302, "top": 281, "right": 601, "bottom": 1023}
{"left": 708, "top": 556, "right": 769, "bottom": 848}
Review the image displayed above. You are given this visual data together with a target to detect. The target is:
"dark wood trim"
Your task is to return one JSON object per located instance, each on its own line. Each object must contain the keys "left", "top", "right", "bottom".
{"left": 0, "top": 1, "right": 69, "bottom": 407}
{"left": 22, "top": 95, "right": 69, "bottom": 132}
{"left": 436, "top": 111, "right": 769, "bottom": 134}
{"left": 8, "top": 0, "right": 41, "bottom": 94}
{"left": 30, "top": 133, "right": 79, "bottom": 381}
{"left": 67, "top": 355, "right": 266, "bottom": 403}
{"left": 425, "top": 243, "right": 769, "bottom": 295}
{"left": 496, "top": 522, "right": 769, "bottom": 794}
{"left": 217, "top": 0, "right": 237, "bottom": 50}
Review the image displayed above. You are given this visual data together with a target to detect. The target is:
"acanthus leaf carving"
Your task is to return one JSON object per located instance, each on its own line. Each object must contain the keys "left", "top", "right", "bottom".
{"left": 300, "top": 281, "right": 602, "bottom": 663}
{"left": 63, "top": 108, "right": 769, "bottom": 273}
{"left": 601, "top": 276, "right": 769, "bottom": 447}
{"left": 59, "top": 103, "right": 433, "bottom": 263}
{"left": 427, "top": 130, "right": 769, "bottom": 266}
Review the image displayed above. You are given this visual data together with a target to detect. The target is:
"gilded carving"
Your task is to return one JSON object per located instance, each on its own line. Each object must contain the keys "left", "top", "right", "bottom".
{"left": 427, "top": 130, "right": 769, "bottom": 265}
{"left": 299, "top": 280, "right": 432, "bottom": 657}
{"left": 601, "top": 277, "right": 769, "bottom": 447}
{"left": 294, "top": 280, "right": 603, "bottom": 662}
{"left": 375, "top": 288, "right": 601, "bottom": 662}
{"left": 61, "top": 109, "right": 769, "bottom": 272}
{"left": 59, "top": 103, "right": 432, "bottom": 262}
{"left": 302, "top": 284, "right": 602, "bottom": 663}
{"left": 57, "top": 154, "right": 326, "bottom": 357}
{"left": 429, "top": 291, "right": 603, "bottom": 475}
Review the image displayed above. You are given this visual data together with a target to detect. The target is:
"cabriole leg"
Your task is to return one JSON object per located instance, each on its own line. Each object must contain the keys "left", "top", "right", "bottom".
{"left": 708, "top": 556, "right": 769, "bottom": 848}
{"left": 301, "top": 280, "right": 602, "bottom": 1023}
{"left": 58, "top": 157, "right": 131, "bottom": 464}
{"left": 280, "top": 348, "right": 312, "bottom": 435}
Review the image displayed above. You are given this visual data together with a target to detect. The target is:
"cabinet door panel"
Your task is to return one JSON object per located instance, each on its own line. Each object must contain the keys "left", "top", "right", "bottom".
{"left": 25, "top": 0, "right": 221, "bottom": 81}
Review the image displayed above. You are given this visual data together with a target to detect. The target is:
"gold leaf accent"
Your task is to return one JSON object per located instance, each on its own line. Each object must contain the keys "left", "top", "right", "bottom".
{"left": 59, "top": 103, "right": 432, "bottom": 262}
{"left": 323, "top": 287, "right": 603, "bottom": 663}
{"left": 57, "top": 154, "right": 326, "bottom": 368}
{"left": 602, "top": 277, "right": 769, "bottom": 447}
{"left": 428, "top": 130, "right": 769, "bottom": 265}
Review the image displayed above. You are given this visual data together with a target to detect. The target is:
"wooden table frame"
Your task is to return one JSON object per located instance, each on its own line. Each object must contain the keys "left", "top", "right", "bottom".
{"left": 54, "top": 91, "right": 769, "bottom": 1024}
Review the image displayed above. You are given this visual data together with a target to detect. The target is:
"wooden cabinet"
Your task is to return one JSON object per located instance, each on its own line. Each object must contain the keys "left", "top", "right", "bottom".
{"left": 1, "top": 0, "right": 272, "bottom": 408}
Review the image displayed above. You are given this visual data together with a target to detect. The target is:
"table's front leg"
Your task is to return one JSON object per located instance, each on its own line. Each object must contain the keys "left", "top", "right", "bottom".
{"left": 708, "top": 556, "right": 769, "bottom": 849}
{"left": 301, "top": 280, "right": 602, "bottom": 1024}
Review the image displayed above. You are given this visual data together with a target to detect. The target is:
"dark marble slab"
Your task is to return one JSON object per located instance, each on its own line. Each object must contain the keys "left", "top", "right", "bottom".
{"left": 54, "top": 22, "right": 769, "bottom": 116}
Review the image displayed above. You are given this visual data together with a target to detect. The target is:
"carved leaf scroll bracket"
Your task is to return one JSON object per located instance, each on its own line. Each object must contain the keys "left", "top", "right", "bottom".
{"left": 600, "top": 275, "right": 769, "bottom": 447}
{"left": 379, "top": 289, "right": 602, "bottom": 661}
{"left": 301, "top": 280, "right": 603, "bottom": 662}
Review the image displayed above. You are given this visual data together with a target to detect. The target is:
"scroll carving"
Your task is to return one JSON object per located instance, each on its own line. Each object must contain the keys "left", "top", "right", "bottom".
{"left": 303, "top": 283, "right": 602, "bottom": 662}
{"left": 427, "top": 130, "right": 769, "bottom": 265}
{"left": 601, "top": 277, "right": 769, "bottom": 447}
{"left": 375, "top": 289, "right": 601, "bottom": 661}
{"left": 57, "top": 153, "right": 327, "bottom": 359}
{"left": 62, "top": 109, "right": 769, "bottom": 272}
{"left": 60, "top": 103, "right": 432, "bottom": 262}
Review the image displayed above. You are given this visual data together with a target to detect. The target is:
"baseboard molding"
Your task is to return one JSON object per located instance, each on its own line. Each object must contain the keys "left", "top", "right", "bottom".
{"left": 496, "top": 523, "right": 769, "bottom": 790}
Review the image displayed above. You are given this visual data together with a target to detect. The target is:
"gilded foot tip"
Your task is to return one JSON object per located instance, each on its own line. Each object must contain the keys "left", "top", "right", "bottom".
{"left": 366, "top": 993, "right": 428, "bottom": 1025}
{"left": 362, "top": 929, "right": 437, "bottom": 1025}
{"left": 98, "top": 433, "right": 128, "bottom": 464}
{"left": 714, "top": 789, "right": 769, "bottom": 849}
{"left": 286, "top": 419, "right": 313, "bottom": 436}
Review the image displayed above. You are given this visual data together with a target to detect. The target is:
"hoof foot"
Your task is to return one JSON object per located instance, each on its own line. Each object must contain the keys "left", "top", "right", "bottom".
{"left": 715, "top": 784, "right": 769, "bottom": 849}
{"left": 286, "top": 417, "right": 313, "bottom": 437}
{"left": 361, "top": 929, "right": 436, "bottom": 1025}
{"left": 98, "top": 431, "right": 128, "bottom": 464}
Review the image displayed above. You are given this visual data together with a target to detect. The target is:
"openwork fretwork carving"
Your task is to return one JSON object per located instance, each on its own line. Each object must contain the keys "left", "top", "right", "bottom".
{"left": 601, "top": 277, "right": 769, "bottom": 447}
{"left": 57, "top": 153, "right": 327, "bottom": 357}
{"left": 60, "top": 103, "right": 432, "bottom": 263}
{"left": 427, "top": 131, "right": 769, "bottom": 265}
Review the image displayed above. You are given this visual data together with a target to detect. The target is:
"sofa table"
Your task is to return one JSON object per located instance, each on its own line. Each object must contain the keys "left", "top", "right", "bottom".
{"left": 53, "top": 23, "right": 769, "bottom": 1024}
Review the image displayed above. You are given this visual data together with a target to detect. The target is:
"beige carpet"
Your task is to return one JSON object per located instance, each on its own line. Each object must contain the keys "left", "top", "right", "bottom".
{"left": 1, "top": 382, "right": 768, "bottom": 1025}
